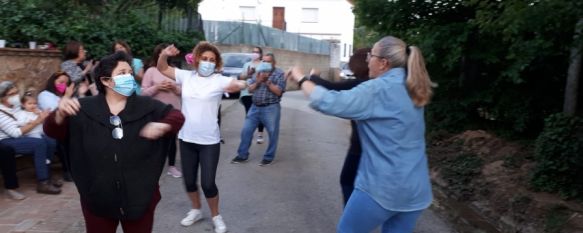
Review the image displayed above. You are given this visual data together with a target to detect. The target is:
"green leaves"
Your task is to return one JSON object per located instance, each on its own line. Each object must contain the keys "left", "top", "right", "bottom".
{"left": 354, "top": 0, "right": 582, "bottom": 137}
{"left": 531, "top": 113, "right": 583, "bottom": 199}
{"left": 0, "top": 0, "right": 203, "bottom": 59}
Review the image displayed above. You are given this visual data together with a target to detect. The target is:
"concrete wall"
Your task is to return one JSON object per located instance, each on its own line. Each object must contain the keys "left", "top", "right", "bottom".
{"left": 0, "top": 48, "right": 61, "bottom": 95}
{"left": 216, "top": 43, "right": 335, "bottom": 89}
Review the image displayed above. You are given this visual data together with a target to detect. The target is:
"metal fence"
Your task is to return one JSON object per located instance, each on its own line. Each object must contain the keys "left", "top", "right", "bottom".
{"left": 203, "top": 20, "right": 330, "bottom": 55}
{"left": 159, "top": 8, "right": 203, "bottom": 34}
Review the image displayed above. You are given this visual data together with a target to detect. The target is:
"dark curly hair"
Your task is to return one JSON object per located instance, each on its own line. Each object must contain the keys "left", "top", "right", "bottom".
{"left": 93, "top": 51, "right": 132, "bottom": 94}
{"left": 192, "top": 42, "right": 223, "bottom": 71}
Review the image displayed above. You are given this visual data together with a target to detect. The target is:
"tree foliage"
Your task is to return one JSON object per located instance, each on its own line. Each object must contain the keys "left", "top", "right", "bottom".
{"left": 354, "top": 0, "right": 583, "bottom": 137}
{"left": 0, "top": 0, "right": 203, "bottom": 60}
{"left": 531, "top": 113, "right": 583, "bottom": 199}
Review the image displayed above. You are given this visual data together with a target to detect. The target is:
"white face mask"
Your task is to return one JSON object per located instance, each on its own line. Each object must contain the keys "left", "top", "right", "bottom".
{"left": 7, "top": 95, "right": 20, "bottom": 108}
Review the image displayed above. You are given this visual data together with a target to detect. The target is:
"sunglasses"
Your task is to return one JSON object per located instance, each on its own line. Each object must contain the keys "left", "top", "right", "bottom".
{"left": 110, "top": 115, "right": 123, "bottom": 139}
{"left": 366, "top": 52, "right": 386, "bottom": 62}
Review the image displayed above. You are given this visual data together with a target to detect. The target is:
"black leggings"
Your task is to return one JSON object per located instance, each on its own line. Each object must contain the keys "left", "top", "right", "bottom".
{"left": 167, "top": 135, "right": 177, "bottom": 166}
{"left": 241, "top": 96, "right": 264, "bottom": 132}
{"left": 180, "top": 140, "right": 220, "bottom": 198}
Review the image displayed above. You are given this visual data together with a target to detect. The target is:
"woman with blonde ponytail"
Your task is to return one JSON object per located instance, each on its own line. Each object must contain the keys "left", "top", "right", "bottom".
{"left": 289, "top": 35, "right": 434, "bottom": 233}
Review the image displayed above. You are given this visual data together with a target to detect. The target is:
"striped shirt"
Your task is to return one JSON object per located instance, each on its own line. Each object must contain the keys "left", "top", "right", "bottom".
{"left": 0, "top": 105, "right": 23, "bottom": 140}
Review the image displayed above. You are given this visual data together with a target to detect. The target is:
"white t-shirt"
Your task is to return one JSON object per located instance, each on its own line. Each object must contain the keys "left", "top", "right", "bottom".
{"left": 14, "top": 110, "right": 43, "bottom": 138}
{"left": 175, "top": 69, "right": 233, "bottom": 145}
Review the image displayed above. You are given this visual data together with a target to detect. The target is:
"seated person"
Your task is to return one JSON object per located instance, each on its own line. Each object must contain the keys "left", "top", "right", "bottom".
{"left": 0, "top": 81, "right": 61, "bottom": 194}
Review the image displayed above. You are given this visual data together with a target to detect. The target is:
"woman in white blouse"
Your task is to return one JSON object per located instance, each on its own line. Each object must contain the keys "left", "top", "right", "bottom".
{"left": 157, "top": 42, "right": 246, "bottom": 233}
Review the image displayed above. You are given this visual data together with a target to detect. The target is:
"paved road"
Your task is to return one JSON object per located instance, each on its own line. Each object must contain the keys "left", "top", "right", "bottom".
{"left": 152, "top": 91, "right": 455, "bottom": 233}
{"left": 0, "top": 91, "right": 453, "bottom": 233}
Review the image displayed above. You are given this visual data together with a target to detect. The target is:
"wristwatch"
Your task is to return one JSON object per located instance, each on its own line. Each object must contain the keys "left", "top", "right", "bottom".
{"left": 298, "top": 76, "right": 310, "bottom": 88}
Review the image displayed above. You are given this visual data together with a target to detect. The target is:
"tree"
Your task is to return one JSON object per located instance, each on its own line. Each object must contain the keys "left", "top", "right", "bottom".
{"left": 353, "top": 0, "right": 582, "bottom": 135}
{"left": 564, "top": 18, "right": 583, "bottom": 116}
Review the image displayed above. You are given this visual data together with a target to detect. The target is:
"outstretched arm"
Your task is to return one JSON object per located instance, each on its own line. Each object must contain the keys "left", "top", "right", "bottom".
{"left": 157, "top": 45, "right": 180, "bottom": 80}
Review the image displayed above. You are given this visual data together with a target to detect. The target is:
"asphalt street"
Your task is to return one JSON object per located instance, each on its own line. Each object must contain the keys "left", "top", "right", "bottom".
{"left": 150, "top": 91, "right": 455, "bottom": 233}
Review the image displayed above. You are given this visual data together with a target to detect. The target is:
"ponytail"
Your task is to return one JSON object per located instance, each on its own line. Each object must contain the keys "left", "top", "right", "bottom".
{"left": 406, "top": 46, "right": 433, "bottom": 107}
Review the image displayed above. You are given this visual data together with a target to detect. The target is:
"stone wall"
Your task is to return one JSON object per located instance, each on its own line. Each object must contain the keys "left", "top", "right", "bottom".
{"left": 0, "top": 48, "right": 62, "bottom": 95}
{"left": 215, "top": 44, "right": 339, "bottom": 89}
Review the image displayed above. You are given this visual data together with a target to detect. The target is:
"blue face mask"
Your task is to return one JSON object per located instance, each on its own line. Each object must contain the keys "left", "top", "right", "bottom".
{"left": 198, "top": 61, "right": 216, "bottom": 77}
{"left": 111, "top": 74, "right": 137, "bottom": 96}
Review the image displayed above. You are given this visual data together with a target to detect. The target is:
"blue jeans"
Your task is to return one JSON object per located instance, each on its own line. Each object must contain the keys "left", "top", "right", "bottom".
{"left": 0, "top": 136, "right": 53, "bottom": 181}
{"left": 236, "top": 103, "right": 281, "bottom": 161}
{"left": 338, "top": 189, "right": 424, "bottom": 233}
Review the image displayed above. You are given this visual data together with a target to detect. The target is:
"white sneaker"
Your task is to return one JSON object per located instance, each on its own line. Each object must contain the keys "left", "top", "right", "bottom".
{"left": 180, "top": 209, "right": 203, "bottom": 226}
{"left": 212, "top": 215, "right": 227, "bottom": 233}
{"left": 256, "top": 134, "right": 264, "bottom": 144}
{"left": 167, "top": 166, "right": 182, "bottom": 178}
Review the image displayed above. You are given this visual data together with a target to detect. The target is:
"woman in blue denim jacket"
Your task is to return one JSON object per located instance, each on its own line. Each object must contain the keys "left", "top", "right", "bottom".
{"left": 290, "top": 35, "right": 435, "bottom": 233}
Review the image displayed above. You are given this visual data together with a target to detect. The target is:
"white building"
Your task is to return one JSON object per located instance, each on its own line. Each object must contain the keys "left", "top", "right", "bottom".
{"left": 198, "top": 0, "right": 355, "bottom": 64}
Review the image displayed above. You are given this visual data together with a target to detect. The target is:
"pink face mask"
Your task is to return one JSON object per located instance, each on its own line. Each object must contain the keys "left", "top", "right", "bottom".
{"left": 185, "top": 53, "right": 194, "bottom": 65}
{"left": 55, "top": 83, "right": 67, "bottom": 94}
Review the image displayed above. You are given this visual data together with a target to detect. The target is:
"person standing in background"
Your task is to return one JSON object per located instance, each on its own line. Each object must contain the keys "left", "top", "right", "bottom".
{"left": 142, "top": 43, "right": 183, "bottom": 178}
{"left": 307, "top": 47, "right": 371, "bottom": 205}
{"left": 60, "top": 41, "right": 93, "bottom": 84}
{"left": 238, "top": 46, "right": 265, "bottom": 144}
{"left": 113, "top": 40, "right": 144, "bottom": 95}
{"left": 231, "top": 53, "right": 286, "bottom": 166}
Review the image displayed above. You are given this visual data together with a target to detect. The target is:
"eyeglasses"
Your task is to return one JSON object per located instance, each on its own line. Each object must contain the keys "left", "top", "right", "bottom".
{"left": 366, "top": 52, "right": 386, "bottom": 62}
{"left": 110, "top": 115, "right": 123, "bottom": 139}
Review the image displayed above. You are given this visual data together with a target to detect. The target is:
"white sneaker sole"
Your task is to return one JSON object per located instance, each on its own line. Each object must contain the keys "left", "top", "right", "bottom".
{"left": 167, "top": 172, "right": 182, "bottom": 178}
{"left": 180, "top": 216, "right": 202, "bottom": 226}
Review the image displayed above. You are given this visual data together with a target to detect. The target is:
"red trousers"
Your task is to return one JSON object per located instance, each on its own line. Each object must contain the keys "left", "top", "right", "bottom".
{"left": 81, "top": 187, "right": 161, "bottom": 233}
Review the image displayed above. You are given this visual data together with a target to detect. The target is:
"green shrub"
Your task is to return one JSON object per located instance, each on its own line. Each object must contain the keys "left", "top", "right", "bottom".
{"left": 531, "top": 113, "right": 583, "bottom": 199}
{"left": 0, "top": 0, "right": 203, "bottom": 60}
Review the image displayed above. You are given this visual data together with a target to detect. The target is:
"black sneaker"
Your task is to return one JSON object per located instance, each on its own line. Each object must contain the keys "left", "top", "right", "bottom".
{"left": 231, "top": 157, "right": 248, "bottom": 164}
{"left": 258, "top": 159, "right": 272, "bottom": 166}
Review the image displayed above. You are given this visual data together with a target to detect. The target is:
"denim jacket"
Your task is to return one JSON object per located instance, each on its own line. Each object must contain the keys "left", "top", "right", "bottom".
{"left": 309, "top": 68, "right": 432, "bottom": 211}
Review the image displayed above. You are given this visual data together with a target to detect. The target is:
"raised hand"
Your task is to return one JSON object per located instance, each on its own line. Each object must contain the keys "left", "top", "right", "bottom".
{"left": 288, "top": 66, "right": 306, "bottom": 82}
{"left": 247, "top": 67, "right": 256, "bottom": 76}
{"left": 55, "top": 83, "right": 81, "bottom": 124}
{"left": 310, "top": 68, "right": 321, "bottom": 76}
{"left": 162, "top": 45, "right": 180, "bottom": 57}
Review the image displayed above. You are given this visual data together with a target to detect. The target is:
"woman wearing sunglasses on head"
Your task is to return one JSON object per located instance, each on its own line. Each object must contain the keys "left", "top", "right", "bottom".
{"left": 43, "top": 51, "right": 185, "bottom": 233}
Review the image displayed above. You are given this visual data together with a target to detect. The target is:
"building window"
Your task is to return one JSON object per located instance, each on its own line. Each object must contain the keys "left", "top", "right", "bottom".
{"left": 301, "top": 8, "right": 318, "bottom": 23}
{"left": 240, "top": 6, "right": 256, "bottom": 21}
{"left": 349, "top": 44, "right": 352, "bottom": 56}
{"left": 343, "top": 43, "right": 346, "bottom": 57}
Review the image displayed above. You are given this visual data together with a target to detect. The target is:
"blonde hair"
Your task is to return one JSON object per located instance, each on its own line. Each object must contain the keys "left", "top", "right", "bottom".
{"left": 377, "top": 36, "right": 434, "bottom": 107}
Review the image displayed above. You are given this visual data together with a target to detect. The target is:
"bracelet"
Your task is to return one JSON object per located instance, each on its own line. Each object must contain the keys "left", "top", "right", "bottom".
{"left": 298, "top": 76, "right": 309, "bottom": 88}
